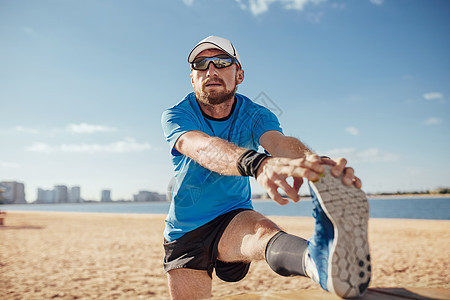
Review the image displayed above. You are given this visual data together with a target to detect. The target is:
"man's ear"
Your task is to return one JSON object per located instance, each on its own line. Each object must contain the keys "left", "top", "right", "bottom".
{"left": 190, "top": 70, "right": 195, "bottom": 87}
{"left": 236, "top": 68, "right": 244, "bottom": 85}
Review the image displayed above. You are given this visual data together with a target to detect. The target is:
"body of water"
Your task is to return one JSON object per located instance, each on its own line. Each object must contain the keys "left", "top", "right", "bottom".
{"left": 1, "top": 197, "right": 449, "bottom": 220}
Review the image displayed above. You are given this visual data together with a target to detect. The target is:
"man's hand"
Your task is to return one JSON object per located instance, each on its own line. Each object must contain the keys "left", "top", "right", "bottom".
{"left": 256, "top": 155, "right": 324, "bottom": 205}
{"left": 320, "top": 156, "right": 362, "bottom": 189}
{"left": 256, "top": 154, "right": 362, "bottom": 205}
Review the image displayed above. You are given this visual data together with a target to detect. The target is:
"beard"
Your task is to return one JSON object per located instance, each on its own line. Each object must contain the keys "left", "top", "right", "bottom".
{"left": 195, "top": 77, "right": 237, "bottom": 106}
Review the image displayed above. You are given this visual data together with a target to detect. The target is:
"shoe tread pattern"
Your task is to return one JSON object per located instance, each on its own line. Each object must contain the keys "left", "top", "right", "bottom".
{"left": 309, "top": 165, "right": 371, "bottom": 299}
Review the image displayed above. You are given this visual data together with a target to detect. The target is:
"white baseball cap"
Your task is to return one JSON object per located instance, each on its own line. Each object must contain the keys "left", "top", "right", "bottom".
{"left": 188, "top": 36, "right": 242, "bottom": 68}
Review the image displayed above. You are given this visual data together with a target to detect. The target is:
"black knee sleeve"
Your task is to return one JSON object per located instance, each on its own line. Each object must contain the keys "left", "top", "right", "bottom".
{"left": 265, "top": 231, "right": 308, "bottom": 277}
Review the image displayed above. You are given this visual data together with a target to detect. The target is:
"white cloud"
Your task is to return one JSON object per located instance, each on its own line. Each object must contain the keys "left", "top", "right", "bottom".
{"left": 27, "top": 138, "right": 152, "bottom": 154}
{"left": 423, "top": 117, "right": 443, "bottom": 125}
{"left": 284, "top": 0, "right": 327, "bottom": 11}
{"left": 345, "top": 126, "right": 360, "bottom": 136}
{"left": 248, "top": 0, "right": 276, "bottom": 15}
{"left": 423, "top": 92, "right": 444, "bottom": 102}
{"left": 182, "top": 0, "right": 194, "bottom": 5}
{"left": 15, "top": 126, "right": 39, "bottom": 134}
{"left": 66, "top": 123, "right": 116, "bottom": 134}
{"left": 236, "top": 0, "right": 326, "bottom": 16}
{"left": 27, "top": 142, "right": 54, "bottom": 153}
{"left": 0, "top": 161, "right": 20, "bottom": 168}
{"left": 370, "top": 0, "right": 384, "bottom": 5}
{"left": 324, "top": 148, "right": 400, "bottom": 163}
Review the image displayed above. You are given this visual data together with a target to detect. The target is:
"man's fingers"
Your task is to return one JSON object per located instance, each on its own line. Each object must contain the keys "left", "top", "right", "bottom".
{"left": 262, "top": 169, "right": 300, "bottom": 204}
{"left": 275, "top": 158, "right": 324, "bottom": 181}
{"left": 305, "top": 153, "right": 321, "bottom": 162}
{"left": 353, "top": 176, "right": 362, "bottom": 189}
{"left": 274, "top": 177, "right": 300, "bottom": 202}
{"left": 329, "top": 158, "right": 363, "bottom": 189}
{"left": 319, "top": 156, "right": 337, "bottom": 166}
{"left": 331, "top": 157, "right": 347, "bottom": 176}
{"left": 342, "top": 166, "right": 355, "bottom": 186}
{"left": 267, "top": 185, "right": 290, "bottom": 205}
{"left": 299, "top": 157, "right": 324, "bottom": 173}
{"left": 293, "top": 177, "right": 304, "bottom": 194}
{"left": 267, "top": 170, "right": 300, "bottom": 203}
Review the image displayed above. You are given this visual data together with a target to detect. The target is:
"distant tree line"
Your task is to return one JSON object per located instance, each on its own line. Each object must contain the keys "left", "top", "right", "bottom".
{"left": 375, "top": 188, "right": 450, "bottom": 196}
{"left": 432, "top": 188, "right": 450, "bottom": 194}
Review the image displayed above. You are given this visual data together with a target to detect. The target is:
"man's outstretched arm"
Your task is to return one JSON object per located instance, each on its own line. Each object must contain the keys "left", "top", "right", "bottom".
{"left": 174, "top": 130, "right": 323, "bottom": 179}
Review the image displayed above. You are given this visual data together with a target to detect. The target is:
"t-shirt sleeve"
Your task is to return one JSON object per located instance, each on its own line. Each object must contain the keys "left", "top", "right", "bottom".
{"left": 252, "top": 106, "right": 283, "bottom": 145}
{"left": 161, "top": 107, "right": 200, "bottom": 156}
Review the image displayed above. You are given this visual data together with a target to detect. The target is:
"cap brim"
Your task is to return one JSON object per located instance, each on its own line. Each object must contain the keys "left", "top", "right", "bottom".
{"left": 188, "top": 42, "right": 231, "bottom": 63}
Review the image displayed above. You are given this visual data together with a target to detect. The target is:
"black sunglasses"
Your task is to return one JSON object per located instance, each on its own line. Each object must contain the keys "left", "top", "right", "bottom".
{"left": 191, "top": 54, "right": 237, "bottom": 71}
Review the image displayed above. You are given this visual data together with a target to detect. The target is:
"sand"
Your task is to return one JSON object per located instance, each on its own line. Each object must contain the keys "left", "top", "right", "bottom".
{"left": 1, "top": 211, "right": 449, "bottom": 299}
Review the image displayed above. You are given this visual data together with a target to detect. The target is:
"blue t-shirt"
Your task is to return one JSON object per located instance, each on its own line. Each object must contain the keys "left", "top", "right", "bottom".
{"left": 161, "top": 92, "right": 283, "bottom": 241}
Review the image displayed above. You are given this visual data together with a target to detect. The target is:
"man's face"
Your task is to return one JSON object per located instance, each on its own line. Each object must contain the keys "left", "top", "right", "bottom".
{"left": 191, "top": 49, "right": 244, "bottom": 105}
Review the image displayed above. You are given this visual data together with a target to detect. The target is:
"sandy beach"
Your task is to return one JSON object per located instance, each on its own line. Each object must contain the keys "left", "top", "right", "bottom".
{"left": 1, "top": 211, "right": 449, "bottom": 299}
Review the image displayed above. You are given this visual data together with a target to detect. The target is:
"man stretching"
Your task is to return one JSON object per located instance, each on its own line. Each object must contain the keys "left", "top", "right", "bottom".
{"left": 161, "top": 36, "right": 371, "bottom": 299}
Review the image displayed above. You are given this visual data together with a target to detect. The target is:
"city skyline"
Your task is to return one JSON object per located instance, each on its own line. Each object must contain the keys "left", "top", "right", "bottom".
{"left": 0, "top": 180, "right": 165, "bottom": 203}
{"left": 1, "top": 1, "right": 449, "bottom": 200}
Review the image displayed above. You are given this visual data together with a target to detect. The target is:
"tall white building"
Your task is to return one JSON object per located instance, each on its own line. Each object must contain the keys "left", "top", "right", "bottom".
{"left": 0, "top": 181, "right": 26, "bottom": 204}
{"left": 101, "top": 190, "right": 111, "bottom": 202}
{"left": 37, "top": 188, "right": 55, "bottom": 203}
{"left": 69, "top": 186, "right": 82, "bottom": 203}
{"left": 54, "top": 185, "right": 69, "bottom": 203}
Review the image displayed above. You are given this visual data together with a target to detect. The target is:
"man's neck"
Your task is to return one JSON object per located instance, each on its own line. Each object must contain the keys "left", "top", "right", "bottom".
{"left": 197, "top": 97, "right": 236, "bottom": 120}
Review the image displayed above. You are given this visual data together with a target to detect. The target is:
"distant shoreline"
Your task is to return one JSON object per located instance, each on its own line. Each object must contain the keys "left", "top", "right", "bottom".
{"left": 251, "top": 193, "right": 450, "bottom": 201}
{"left": 1, "top": 194, "right": 449, "bottom": 206}
{"left": 366, "top": 193, "right": 450, "bottom": 199}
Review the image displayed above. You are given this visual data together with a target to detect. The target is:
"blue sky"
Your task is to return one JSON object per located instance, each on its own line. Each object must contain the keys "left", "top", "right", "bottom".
{"left": 1, "top": 0, "right": 449, "bottom": 201}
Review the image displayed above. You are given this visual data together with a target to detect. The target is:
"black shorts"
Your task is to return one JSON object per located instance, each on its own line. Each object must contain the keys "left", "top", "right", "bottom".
{"left": 163, "top": 208, "right": 252, "bottom": 282}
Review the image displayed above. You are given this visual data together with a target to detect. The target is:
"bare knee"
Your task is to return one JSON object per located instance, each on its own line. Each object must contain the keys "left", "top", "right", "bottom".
{"left": 219, "top": 211, "right": 281, "bottom": 262}
{"left": 253, "top": 218, "right": 281, "bottom": 238}
{"left": 241, "top": 218, "right": 281, "bottom": 257}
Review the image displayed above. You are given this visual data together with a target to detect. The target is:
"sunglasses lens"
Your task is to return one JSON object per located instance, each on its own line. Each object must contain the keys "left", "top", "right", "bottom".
{"left": 192, "top": 55, "right": 235, "bottom": 70}
{"left": 192, "top": 60, "right": 206, "bottom": 70}
{"left": 214, "top": 58, "right": 232, "bottom": 68}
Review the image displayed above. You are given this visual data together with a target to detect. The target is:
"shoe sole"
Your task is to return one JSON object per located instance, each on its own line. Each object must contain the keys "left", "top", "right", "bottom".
{"left": 309, "top": 165, "right": 371, "bottom": 298}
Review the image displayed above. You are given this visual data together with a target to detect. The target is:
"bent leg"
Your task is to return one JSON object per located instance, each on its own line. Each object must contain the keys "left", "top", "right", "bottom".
{"left": 217, "top": 210, "right": 281, "bottom": 262}
{"left": 217, "top": 210, "right": 309, "bottom": 278}
{"left": 167, "top": 268, "right": 212, "bottom": 300}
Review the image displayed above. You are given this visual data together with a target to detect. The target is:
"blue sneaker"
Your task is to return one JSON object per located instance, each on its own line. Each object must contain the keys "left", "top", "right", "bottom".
{"left": 305, "top": 165, "right": 371, "bottom": 298}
